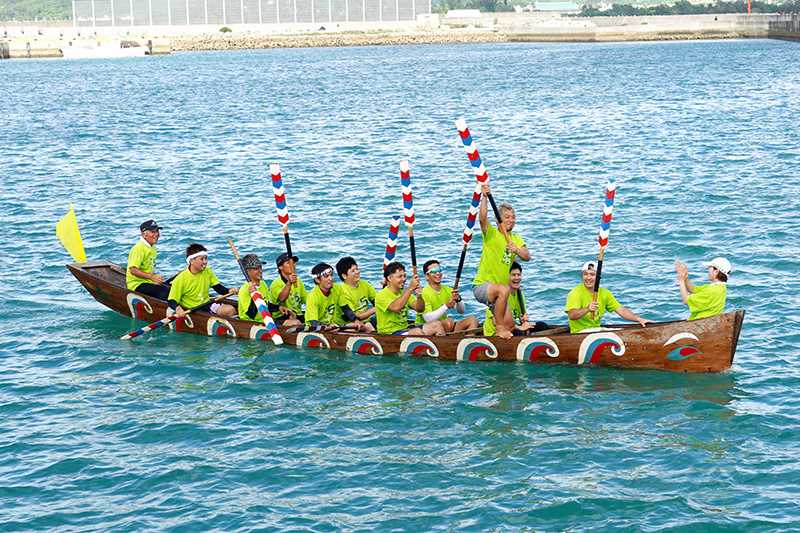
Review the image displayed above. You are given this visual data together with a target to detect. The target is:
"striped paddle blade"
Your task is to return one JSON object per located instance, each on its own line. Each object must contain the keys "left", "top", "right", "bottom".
{"left": 251, "top": 291, "right": 283, "bottom": 345}
{"left": 271, "top": 163, "right": 289, "bottom": 227}
{"left": 455, "top": 118, "right": 490, "bottom": 184}
{"left": 383, "top": 215, "right": 401, "bottom": 270}
{"left": 400, "top": 159, "right": 415, "bottom": 227}
{"left": 462, "top": 181, "right": 482, "bottom": 245}
{"left": 599, "top": 179, "right": 616, "bottom": 248}
{"left": 121, "top": 315, "right": 178, "bottom": 340}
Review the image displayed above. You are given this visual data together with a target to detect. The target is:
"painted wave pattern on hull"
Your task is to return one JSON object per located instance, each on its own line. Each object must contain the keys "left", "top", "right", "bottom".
{"left": 516, "top": 338, "right": 560, "bottom": 362}
{"left": 165, "top": 308, "right": 193, "bottom": 331}
{"left": 346, "top": 337, "right": 383, "bottom": 355}
{"left": 297, "top": 332, "right": 330, "bottom": 349}
{"left": 456, "top": 338, "right": 498, "bottom": 361}
{"left": 578, "top": 332, "right": 626, "bottom": 365}
{"left": 207, "top": 318, "right": 234, "bottom": 337}
{"left": 399, "top": 337, "right": 439, "bottom": 357}
{"left": 126, "top": 293, "right": 152, "bottom": 320}
{"left": 249, "top": 325, "right": 272, "bottom": 340}
{"left": 664, "top": 332, "right": 703, "bottom": 361}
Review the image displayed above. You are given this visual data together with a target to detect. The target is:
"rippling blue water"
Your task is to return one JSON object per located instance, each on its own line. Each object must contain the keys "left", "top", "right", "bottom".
{"left": 2, "top": 38, "right": 800, "bottom": 531}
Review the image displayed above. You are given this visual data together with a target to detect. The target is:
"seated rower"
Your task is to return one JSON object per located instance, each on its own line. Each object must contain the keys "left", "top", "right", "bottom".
{"left": 336, "top": 256, "right": 376, "bottom": 332}
{"left": 238, "top": 253, "right": 299, "bottom": 325}
{"left": 674, "top": 256, "right": 730, "bottom": 320}
{"left": 415, "top": 259, "right": 479, "bottom": 334}
{"left": 484, "top": 261, "right": 548, "bottom": 336}
{"left": 565, "top": 261, "right": 653, "bottom": 333}
{"left": 269, "top": 252, "right": 307, "bottom": 326}
{"left": 305, "top": 263, "right": 363, "bottom": 331}
{"left": 126, "top": 219, "right": 170, "bottom": 300}
{"left": 168, "top": 243, "right": 237, "bottom": 318}
{"left": 375, "top": 261, "right": 445, "bottom": 336}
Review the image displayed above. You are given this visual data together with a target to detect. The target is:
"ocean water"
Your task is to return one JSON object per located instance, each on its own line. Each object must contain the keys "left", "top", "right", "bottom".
{"left": 2, "top": 38, "right": 800, "bottom": 531}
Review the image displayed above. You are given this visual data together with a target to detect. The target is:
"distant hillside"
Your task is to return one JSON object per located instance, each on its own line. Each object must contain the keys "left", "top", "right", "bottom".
{"left": 0, "top": 0, "right": 71, "bottom": 21}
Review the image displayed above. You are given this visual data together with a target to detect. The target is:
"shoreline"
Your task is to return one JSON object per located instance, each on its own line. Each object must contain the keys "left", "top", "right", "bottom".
{"left": 170, "top": 29, "right": 508, "bottom": 52}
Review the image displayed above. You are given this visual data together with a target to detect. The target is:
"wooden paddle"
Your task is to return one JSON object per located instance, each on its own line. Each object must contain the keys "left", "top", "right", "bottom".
{"left": 120, "top": 291, "right": 234, "bottom": 340}
{"left": 452, "top": 182, "right": 482, "bottom": 293}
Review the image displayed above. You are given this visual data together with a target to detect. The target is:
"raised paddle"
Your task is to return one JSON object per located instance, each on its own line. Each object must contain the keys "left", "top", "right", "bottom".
{"left": 452, "top": 181, "right": 482, "bottom": 292}
{"left": 455, "top": 119, "right": 512, "bottom": 246}
{"left": 283, "top": 324, "right": 359, "bottom": 334}
{"left": 591, "top": 179, "right": 616, "bottom": 319}
{"left": 383, "top": 215, "right": 402, "bottom": 271}
{"left": 120, "top": 291, "right": 235, "bottom": 340}
{"left": 399, "top": 159, "right": 418, "bottom": 277}
{"left": 271, "top": 163, "right": 297, "bottom": 287}
{"left": 227, "top": 237, "right": 283, "bottom": 345}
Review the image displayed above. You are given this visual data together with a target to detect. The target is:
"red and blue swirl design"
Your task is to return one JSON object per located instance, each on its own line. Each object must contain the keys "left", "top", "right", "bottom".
{"left": 519, "top": 341, "right": 557, "bottom": 362}
{"left": 300, "top": 333, "right": 328, "bottom": 349}
{"left": 209, "top": 321, "right": 233, "bottom": 337}
{"left": 349, "top": 338, "right": 381, "bottom": 354}
{"left": 457, "top": 339, "right": 497, "bottom": 361}
{"left": 667, "top": 346, "right": 702, "bottom": 361}
{"left": 402, "top": 339, "right": 436, "bottom": 357}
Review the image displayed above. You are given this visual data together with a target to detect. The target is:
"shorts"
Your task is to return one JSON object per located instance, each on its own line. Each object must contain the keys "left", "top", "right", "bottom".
{"left": 392, "top": 329, "right": 410, "bottom": 335}
{"left": 472, "top": 282, "right": 495, "bottom": 312}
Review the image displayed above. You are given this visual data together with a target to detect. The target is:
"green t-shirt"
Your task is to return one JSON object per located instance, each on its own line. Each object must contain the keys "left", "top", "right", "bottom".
{"left": 167, "top": 267, "right": 221, "bottom": 309}
{"left": 415, "top": 285, "right": 454, "bottom": 326}
{"left": 687, "top": 283, "right": 727, "bottom": 320}
{"left": 484, "top": 290, "right": 525, "bottom": 336}
{"left": 472, "top": 223, "right": 526, "bottom": 286}
{"left": 375, "top": 286, "right": 418, "bottom": 334}
{"left": 238, "top": 279, "right": 270, "bottom": 322}
{"left": 269, "top": 276, "right": 307, "bottom": 319}
{"left": 306, "top": 284, "right": 346, "bottom": 326}
{"left": 126, "top": 240, "right": 158, "bottom": 290}
{"left": 565, "top": 283, "right": 621, "bottom": 333}
{"left": 338, "top": 281, "right": 377, "bottom": 315}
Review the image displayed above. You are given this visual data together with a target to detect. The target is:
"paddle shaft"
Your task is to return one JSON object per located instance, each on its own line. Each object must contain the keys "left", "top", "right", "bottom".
{"left": 452, "top": 242, "right": 468, "bottom": 292}
{"left": 590, "top": 248, "right": 605, "bottom": 319}
{"left": 408, "top": 226, "right": 418, "bottom": 278}
{"left": 486, "top": 192, "right": 511, "bottom": 245}
{"left": 283, "top": 227, "right": 297, "bottom": 287}
{"left": 227, "top": 237, "right": 251, "bottom": 283}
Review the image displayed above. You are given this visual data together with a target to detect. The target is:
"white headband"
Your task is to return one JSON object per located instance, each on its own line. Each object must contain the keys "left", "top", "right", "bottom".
{"left": 313, "top": 267, "right": 333, "bottom": 278}
{"left": 187, "top": 251, "right": 208, "bottom": 264}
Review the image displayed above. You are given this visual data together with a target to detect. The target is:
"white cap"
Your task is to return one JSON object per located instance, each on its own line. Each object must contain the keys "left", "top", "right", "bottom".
{"left": 702, "top": 257, "right": 732, "bottom": 275}
{"left": 582, "top": 261, "right": 597, "bottom": 272}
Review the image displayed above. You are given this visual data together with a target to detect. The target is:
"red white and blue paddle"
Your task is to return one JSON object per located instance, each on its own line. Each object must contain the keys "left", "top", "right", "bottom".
{"left": 271, "top": 163, "right": 297, "bottom": 287}
{"left": 383, "top": 215, "right": 401, "bottom": 271}
{"left": 591, "top": 179, "right": 616, "bottom": 319}
{"left": 452, "top": 181, "right": 482, "bottom": 292}
{"left": 228, "top": 237, "right": 283, "bottom": 345}
{"left": 399, "top": 159, "right": 418, "bottom": 277}
{"left": 455, "top": 118, "right": 511, "bottom": 245}
{"left": 120, "top": 291, "right": 235, "bottom": 340}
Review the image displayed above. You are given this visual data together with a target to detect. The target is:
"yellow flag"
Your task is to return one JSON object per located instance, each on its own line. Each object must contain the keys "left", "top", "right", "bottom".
{"left": 56, "top": 203, "right": 87, "bottom": 262}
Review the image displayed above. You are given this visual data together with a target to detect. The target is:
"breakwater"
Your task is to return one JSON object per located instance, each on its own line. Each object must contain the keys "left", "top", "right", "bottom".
{"left": 170, "top": 29, "right": 507, "bottom": 51}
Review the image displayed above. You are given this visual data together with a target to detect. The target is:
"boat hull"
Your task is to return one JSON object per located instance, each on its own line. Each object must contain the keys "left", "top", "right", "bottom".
{"left": 67, "top": 261, "right": 743, "bottom": 373}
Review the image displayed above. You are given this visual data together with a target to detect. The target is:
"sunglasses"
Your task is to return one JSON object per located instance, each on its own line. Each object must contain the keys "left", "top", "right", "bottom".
{"left": 426, "top": 267, "right": 443, "bottom": 275}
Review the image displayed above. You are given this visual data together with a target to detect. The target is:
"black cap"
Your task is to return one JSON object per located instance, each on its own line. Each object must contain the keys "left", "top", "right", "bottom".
{"left": 242, "top": 254, "right": 266, "bottom": 270}
{"left": 140, "top": 219, "right": 163, "bottom": 232}
{"left": 276, "top": 252, "right": 300, "bottom": 268}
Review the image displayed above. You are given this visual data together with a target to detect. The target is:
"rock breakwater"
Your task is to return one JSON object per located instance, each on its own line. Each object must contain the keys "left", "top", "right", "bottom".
{"left": 171, "top": 30, "right": 507, "bottom": 51}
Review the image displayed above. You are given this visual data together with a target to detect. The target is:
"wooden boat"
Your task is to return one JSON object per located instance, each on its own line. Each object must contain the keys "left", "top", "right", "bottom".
{"left": 67, "top": 261, "right": 744, "bottom": 373}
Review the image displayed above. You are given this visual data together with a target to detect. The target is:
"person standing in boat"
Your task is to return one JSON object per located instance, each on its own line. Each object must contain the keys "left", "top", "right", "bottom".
{"left": 238, "top": 253, "right": 301, "bottom": 326}
{"left": 472, "top": 183, "right": 531, "bottom": 339}
{"left": 484, "top": 262, "right": 548, "bottom": 336}
{"left": 416, "top": 259, "right": 479, "bottom": 334}
{"left": 674, "top": 257, "right": 730, "bottom": 320}
{"left": 565, "top": 261, "right": 653, "bottom": 334}
{"left": 269, "top": 252, "right": 307, "bottom": 325}
{"left": 375, "top": 261, "right": 445, "bottom": 336}
{"left": 305, "top": 263, "right": 364, "bottom": 331}
{"left": 336, "top": 257, "right": 376, "bottom": 332}
{"left": 126, "top": 219, "right": 170, "bottom": 300}
{"left": 168, "top": 243, "right": 237, "bottom": 319}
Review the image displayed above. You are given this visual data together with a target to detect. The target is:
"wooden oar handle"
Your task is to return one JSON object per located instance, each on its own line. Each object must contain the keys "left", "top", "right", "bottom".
{"left": 486, "top": 192, "right": 511, "bottom": 244}
{"left": 590, "top": 251, "right": 605, "bottom": 320}
{"left": 228, "top": 237, "right": 251, "bottom": 283}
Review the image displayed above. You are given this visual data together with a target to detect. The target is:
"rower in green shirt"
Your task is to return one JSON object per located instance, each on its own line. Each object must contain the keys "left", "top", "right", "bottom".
{"left": 675, "top": 256, "right": 730, "bottom": 320}
{"left": 269, "top": 252, "right": 305, "bottom": 326}
{"left": 471, "top": 182, "right": 530, "bottom": 339}
{"left": 167, "top": 243, "right": 238, "bottom": 319}
{"left": 485, "top": 262, "right": 548, "bottom": 336}
{"left": 336, "top": 256, "right": 377, "bottom": 332}
{"left": 375, "top": 261, "right": 444, "bottom": 336}
{"left": 565, "top": 260, "right": 653, "bottom": 333}
{"left": 415, "top": 259, "right": 478, "bottom": 334}
{"left": 238, "top": 253, "right": 297, "bottom": 323}
{"left": 126, "top": 219, "right": 169, "bottom": 300}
